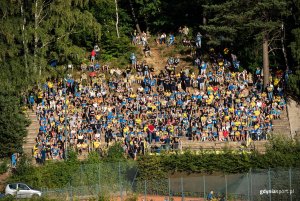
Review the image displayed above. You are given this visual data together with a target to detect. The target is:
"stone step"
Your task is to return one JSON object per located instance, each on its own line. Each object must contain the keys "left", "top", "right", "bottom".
{"left": 272, "top": 121, "right": 290, "bottom": 124}
{"left": 273, "top": 119, "right": 289, "bottom": 122}
{"left": 273, "top": 127, "right": 291, "bottom": 131}
{"left": 28, "top": 116, "right": 38, "bottom": 119}
{"left": 27, "top": 127, "right": 39, "bottom": 131}
{"left": 23, "top": 141, "right": 36, "bottom": 145}
{"left": 28, "top": 127, "right": 38, "bottom": 130}
{"left": 273, "top": 125, "right": 291, "bottom": 128}
{"left": 28, "top": 131, "right": 38, "bottom": 135}
{"left": 273, "top": 122, "right": 290, "bottom": 126}
{"left": 272, "top": 129, "right": 291, "bottom": 132}
{"left": 27, "top": 131, "right": 37, "bottom": 134}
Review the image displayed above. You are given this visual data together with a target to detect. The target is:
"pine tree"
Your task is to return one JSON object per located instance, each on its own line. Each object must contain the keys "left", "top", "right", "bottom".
{"left": 202, "top": 0, "right": 289, "bottom": 87}
{"left": 0, "top": 92, "right": 30, "bottom": 158}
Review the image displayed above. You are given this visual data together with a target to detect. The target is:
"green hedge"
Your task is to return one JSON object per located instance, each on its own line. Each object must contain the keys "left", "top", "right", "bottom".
{"left": 8, "top": 136, "right": 300, "bottom": 189}
{"left": 137, "top": 136, "right": 300, "bottom": 180}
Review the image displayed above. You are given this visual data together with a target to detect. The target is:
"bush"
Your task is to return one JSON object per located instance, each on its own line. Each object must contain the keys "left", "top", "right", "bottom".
{"left": 106, "top": 142, "right": 126, "bottom": 162}
{"left": 0, "top": 159, "right": 9, "bottom": 174}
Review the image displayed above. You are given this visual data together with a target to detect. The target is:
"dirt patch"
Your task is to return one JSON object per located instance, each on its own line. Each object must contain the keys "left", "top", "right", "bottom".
{"left": 0, "top": 171, "right": 10, "bottom": 192}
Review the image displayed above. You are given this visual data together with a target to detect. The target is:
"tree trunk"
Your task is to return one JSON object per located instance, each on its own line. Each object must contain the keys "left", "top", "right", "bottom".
{"left": 34, "top": 0, "right": 39, "bottom": 76}
{"left": 203, "top": 16, "right": 207, "bottom": 25}
{"left": 115, "top": 0, "right": 120, "bottom": 38}
{"left": 128, "top": 0, "right": 141, "bottom": 34}
{"left": 281, "top": 22, "right": 289, "bottom": 71}
{"left": 263, "top": 34, "right": 269, "bottom": 88}
{"left": 21, "top": 1, "right": 29, "bottom": 80}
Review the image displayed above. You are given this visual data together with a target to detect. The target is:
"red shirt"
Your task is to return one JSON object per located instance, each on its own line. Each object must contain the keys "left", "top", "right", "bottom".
{"left": 223, "top": 130, "right": 229, "bottom": 138}
{"left": 91, "top": 50, "right": 96, "bottom": 56}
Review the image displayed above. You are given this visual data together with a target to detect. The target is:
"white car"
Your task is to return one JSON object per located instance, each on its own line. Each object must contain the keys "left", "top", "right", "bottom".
{"left": 5, "top": 183, "right": 42, "bottom": 198}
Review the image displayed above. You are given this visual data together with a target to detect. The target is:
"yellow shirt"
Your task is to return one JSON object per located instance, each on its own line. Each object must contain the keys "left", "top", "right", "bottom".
{"left": 123, "top": 127, "right": 129, "bottom": 133}
{"left": 206, "top": 99, "right": 212, "bottom": 105}
{"left": 136, "top": 118, "right": 142, "bottom": 125}
{"left": 130, "top": 93, "right": 137, "bottom": 98}
{"left": 38, "top": 92, "right": 43, "bottom": 99}
{"left": 207, "top": 86, "right": 213, "bottom": 92}
{"left": 201, "top": 116, "right": 207, "bottom": 122}
{"left": 96, "top": 114, "right": 101, "bottom": 120}
{"left": 225, "top": 115, "right": 230, "bottom": 121}
{"left": 151, "top": 105, "right": 157, "bottom": 110}
{"left": 93, "top": 141, "right": 101, "bottom": 149}
{"left": 48, "top": 82, "right": 53, "bottom": 89}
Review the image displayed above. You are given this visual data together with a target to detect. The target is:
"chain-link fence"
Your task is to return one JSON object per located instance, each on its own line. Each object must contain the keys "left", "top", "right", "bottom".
{"left": 41, "top": 163, "right": 300, "bottom": 201}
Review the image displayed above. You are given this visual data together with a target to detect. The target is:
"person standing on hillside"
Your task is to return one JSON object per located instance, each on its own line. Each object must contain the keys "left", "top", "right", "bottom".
{"left": 28, "top": 93, "right": 35, "bottom": 111}
{"left": 94, "top": 44, "right": 100, "bottom": 60}
{"left": 183, "top": 25, "right": 189, "bottom": 36}
{"left": 159, "top": 33, "right": 166, "bottom": 44}
{"left": 91, "top": 49, "right": 96, "bottom": 63}
{"left": 168, "top": 33, "right": 175, "bottom": 47}
{"left": 130, "top": 53, "right": 137, "bottom": 69}
{"left": 195, "top": 32, "right": 202, "bottom": 48}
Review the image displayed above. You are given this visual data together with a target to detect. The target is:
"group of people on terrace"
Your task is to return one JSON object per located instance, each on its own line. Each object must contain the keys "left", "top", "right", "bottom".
{"left": 28, "top": 27, "right": 286, "bottom": 162}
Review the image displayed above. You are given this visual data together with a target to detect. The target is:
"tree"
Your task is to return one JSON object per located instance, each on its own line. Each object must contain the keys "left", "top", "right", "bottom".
{"left": 30, "top": 0, "right": 101, "bottom": 70}
{"left": 0, "top": 92, "right": 30, "bottom": 158}
{"left": 287, "top": 0, "right": 300, "bottom": 99}
{"left": 0, "top": 0, "right": 31, "bottom": 90}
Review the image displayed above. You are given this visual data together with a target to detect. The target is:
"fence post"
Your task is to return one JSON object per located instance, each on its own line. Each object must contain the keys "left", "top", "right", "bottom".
{"left": 80, "top": 164, "right": 83, "bottom": 185}
{"left": 98, "top": 163, "right": 101, "bottom": 198}
{"left": 168, "top": 177, "right": 171, "bottom": 200}
{"left": 69, "top": 180, "right": 73, "bottom": 201}
{"left": 225, "top": 174, "right": 228, "bottom": 200}
{"left": 203, "top": 175, "right": 206, "bottom": 200}
{"left": 181, "top": 176, "right": 184, "bottom": 201}
{"left": 144, "top": 180, "right": 147, "bottom": 201}
{"left": 268, "top": 168, "right": 271, "bottom": 201}
{"left": 250, "top": 168, "right": 253, "bottom": 201}
{"left": 247, "top": 172, "right": 250, "bottom": 201}
{"left": 289, "top": 167, "right": 292, "bottom": 201}
{"left": 119, "top": 161, "right": 123, "bottom": 201}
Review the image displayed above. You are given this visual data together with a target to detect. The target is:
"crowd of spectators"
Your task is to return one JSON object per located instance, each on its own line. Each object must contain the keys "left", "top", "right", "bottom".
{"left": 29, "top": 28, "right": 287, "bottom": 162}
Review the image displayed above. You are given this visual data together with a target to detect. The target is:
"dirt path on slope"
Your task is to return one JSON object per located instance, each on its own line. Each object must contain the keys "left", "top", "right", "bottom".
{"left": 141, "top": 44, "right": 192, "bottom": 75}
{"left": 143, "top": 46, "right": 166, "bottom": 75}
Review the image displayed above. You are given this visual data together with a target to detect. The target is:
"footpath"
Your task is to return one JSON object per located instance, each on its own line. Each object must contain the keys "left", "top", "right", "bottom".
{"left": 23, "top": 110, "right": 39, "bottom": 157}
